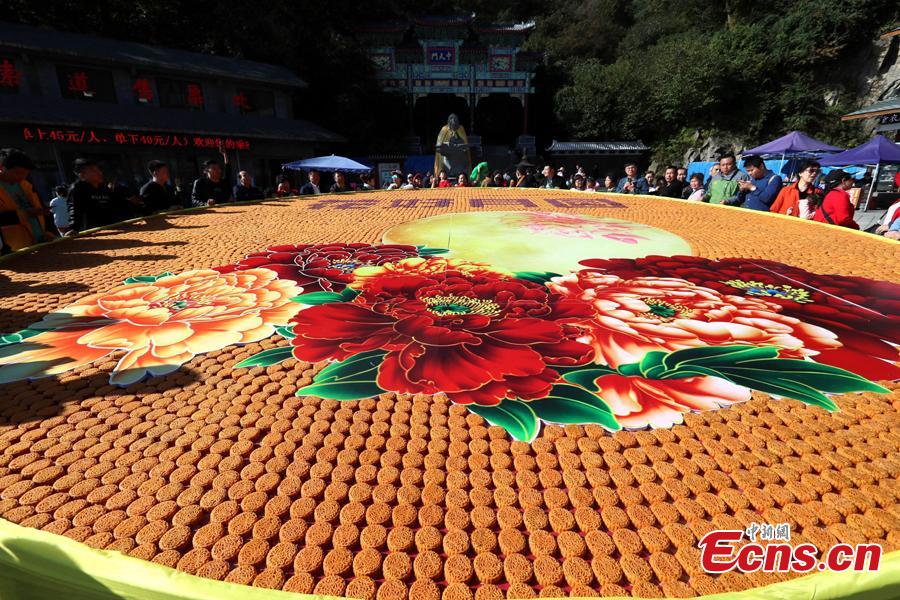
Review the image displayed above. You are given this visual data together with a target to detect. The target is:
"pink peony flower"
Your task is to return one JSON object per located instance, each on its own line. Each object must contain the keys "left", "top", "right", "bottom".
{"left": 549, "top": 271, "right": 841, "bottom": 369}
{"left": 594, "top": 374, "right": 751, "bottom": 429}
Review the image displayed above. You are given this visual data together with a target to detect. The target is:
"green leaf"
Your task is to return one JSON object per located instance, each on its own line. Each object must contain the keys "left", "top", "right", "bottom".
{"left": 122, "top": 273, "right": 173, "bottom": 284}
{"left": 339, "top": 287, "right": 360, "bottom": 301}
{"left": 123, "top": 275, "right": 160, "bottom": 284}
{"left": 716, "top": 359, "right": 888, "bottom": 395}
{"left": 290, "top": 291, "right": 344, "bottom": 305}
{"left": 235, "top": 346, "right": 294, "bottom": 368}
{"left": 0, "top": 333, "right": 22, "bottom": 345}
{"left": 616, "top": 362, "right": 642, "bottom": 377}
{"left": 418, "top": 247, "right": 450, "bottom": 256}
{"left": 561, "top": 366, "right": 616, "bottom": 391}
{"left": 660, "top": 345, "right": 779, "bottom": 373}
{"left": 513, "top": 271, "right": 562, "bottom": 285}
{"left": 652, "top": 345, "right": 887, "bottom": 411}
{"left": 290, "top": 287, "right": 359, "bottom": 305}
{"left": 0, "top": 328, "right": 44, "bottom": 346}
{"left": 295, "top": 350, "right": 388, "bottom": 400}
{"left": 714, "top": 371, "right": 838, "bottom": 411}
{"left": 275, "top": 326, "right": 296, "bottom": 339}
{"left": 528, "top": 384, "right": 620, "bottom": 430}
{"left": 638, "top": 351, "right": 667, "bottom": 377}
{"left": 468, "top": 400, "right": 540, "bottom": 442}
{"left": 658, "top": 365, "right": 727, "bottom": 379}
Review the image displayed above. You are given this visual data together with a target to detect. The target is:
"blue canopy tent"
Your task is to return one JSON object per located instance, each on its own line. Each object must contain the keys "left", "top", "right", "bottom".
{"left": 820, "top": 135, "right": 900, "bottom": 210}
{"left": 282, "top": 155, "right": 372, "bottom": 174}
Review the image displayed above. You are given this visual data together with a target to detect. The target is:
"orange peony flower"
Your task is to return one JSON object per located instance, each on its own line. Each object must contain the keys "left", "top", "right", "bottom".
{"left": 549, "top": 271, "right": 841, "bottom": 368}
{"left": 594, "top": 373, "right": 751, "bottom": 429}
{"left": 0, "top": 269, "right": 302, "bottom": 386}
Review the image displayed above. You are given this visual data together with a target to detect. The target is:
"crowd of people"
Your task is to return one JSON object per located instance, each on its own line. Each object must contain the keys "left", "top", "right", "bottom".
{"left": 0, "top": 145, "right": 291, "bottom": 254}
{"left": 405, "top": 153, "right": 898, "bottom": 235}
{"left": 2, "top": 144, "right": 898, "bottom": 254}
{"left": 297, "top": 155, "right": 900, "bottom": 237}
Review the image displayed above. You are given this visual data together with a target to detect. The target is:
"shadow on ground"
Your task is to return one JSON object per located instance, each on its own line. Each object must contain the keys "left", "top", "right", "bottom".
{"left": 0, "top": 537, "right": 119, "bottom": 600}
{"left": 1, "top": 238, "right": 184, "bottom": 273}
{"left": 0, "top": 363, "right": 203, "bottom": 425}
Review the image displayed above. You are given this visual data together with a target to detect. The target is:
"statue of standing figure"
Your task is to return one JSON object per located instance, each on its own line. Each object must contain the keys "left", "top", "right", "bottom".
{"left": 433, "top": 113, "right": 471, "bottom": 179}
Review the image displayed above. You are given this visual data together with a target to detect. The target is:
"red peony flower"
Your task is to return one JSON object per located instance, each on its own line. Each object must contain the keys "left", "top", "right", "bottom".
{"left": 215, "top": 243, "right": 421, "bottom": 292}
{"left": 579, "top": 256, "right": 900, "bottom": 380}
{"left": 290, "top": 260, "right": 594, "bottom": 406}
{"left": 349, "top": 257, "right": 512, "bottom": 289}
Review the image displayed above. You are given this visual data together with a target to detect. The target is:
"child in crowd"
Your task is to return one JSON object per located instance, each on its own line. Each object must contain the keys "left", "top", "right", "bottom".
{"left": 49, "top": 185, "right": 71, "bottom": 235}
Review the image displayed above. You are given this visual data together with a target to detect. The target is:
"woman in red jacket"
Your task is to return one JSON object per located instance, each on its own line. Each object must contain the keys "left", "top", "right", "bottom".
{"left": 813, "top": 169, "right": 859, "bottom": 229}
{"left": 770, "top": 159, "right": 822, "bottom": 218}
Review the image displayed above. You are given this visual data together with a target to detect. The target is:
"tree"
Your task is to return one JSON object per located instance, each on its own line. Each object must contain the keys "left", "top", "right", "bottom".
{"left": 551, "top": 0, "right": 897, "bottom": 153}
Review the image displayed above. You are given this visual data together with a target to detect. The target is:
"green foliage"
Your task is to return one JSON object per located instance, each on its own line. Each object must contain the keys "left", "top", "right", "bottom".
{"left": 123, "top": 273, "right": 173, "bottom": 285}
{"left": 275, "top": 326, "right": 296, "bottom": 339}
{"left": 651, "top": 128, "right": 701, "bottom": 165}
{"left": 468, "top": 400, "right": 540, "bottom": 442}
{"left": 549, "top": 0, "right": 897, "bottom": 149}
{"left": 290, "top": 291, "right": 345, "bottom": 305}
{"left": 291, "top": 287, "right": 359, "bottom": 305}
{"left": 0, "top": 329, "right": 42, "bottom": 346}
{"left": 639, "top": 345, "right": 885, "bottom": 410}
{"left": 528, "top": 384, "right": 621, "bottom": 431}
{"left": 559, "top": 345, "right": 887, "bottom": 416}
{"left": 234, "top": 346, "right": 294, "bottom": 369}
{"left": 295, "top": 350, "right": 388, "bottom": 400}
{"left": 513, "top": 271, "right": 561, "bottom": 285}
{"left": 415, "top": 246, "right": 450, "bottom": 256}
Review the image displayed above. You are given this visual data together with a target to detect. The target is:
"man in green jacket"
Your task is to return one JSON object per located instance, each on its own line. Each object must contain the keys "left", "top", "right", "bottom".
{"left": 705, "top": 153, "right": 749, "bottom": 205}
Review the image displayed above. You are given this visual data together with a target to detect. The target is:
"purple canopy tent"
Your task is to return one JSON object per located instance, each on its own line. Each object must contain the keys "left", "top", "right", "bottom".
{"left": 820, "top": 135, "right": 900, "bottom": 210}
{"left": 743, "top": 131, "right": 843, "bottom": 156}
{"left": 742, "top": 131, "right": 843, "bottom": 181}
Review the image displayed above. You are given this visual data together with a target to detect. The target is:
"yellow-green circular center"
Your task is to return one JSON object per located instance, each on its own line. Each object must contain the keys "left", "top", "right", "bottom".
{"left": 640, "top": 298, "right": 690, "bottom": 322}
{"left": 424, "top": 294, "right": 501, "bottom": 317}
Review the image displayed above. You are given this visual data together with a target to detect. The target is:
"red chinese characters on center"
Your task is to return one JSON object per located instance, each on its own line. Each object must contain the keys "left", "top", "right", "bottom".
{"left": 67, "top": 71, "right": 92, "bottom": 95}
{"left": 232, "top": 92, "right": 252, "bottom": 111}
{"left": 186, "top": 83, "right": 204, "bottom": 107}
{"left": 0, "top": 59, "right": 21, "bottom": 88}
{"left": 132, "top": 78, "right": 153, "bottom": 103}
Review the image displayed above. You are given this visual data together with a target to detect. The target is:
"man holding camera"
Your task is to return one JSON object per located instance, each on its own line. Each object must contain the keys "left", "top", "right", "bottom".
{"left": 615, "top": 163, "right": 649, "bottom": 194}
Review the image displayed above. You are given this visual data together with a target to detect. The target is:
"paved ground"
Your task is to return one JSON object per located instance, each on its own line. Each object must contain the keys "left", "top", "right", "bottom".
{"left": 856, "top": 209, "right": 886, "bottom": 231}
{"left": 0, "top": 190, "right": 897, "bottom": 599}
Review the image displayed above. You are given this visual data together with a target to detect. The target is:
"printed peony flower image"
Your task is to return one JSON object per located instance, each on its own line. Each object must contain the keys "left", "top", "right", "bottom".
{"left": 0, "top": 269, "right": 302, "bottom": 386}
{"left": 500, "top": 212, "right": 650, "bottom": 243}
{"left": 593, "top": 373, "right": 751, "bottom": 429}
{"left": 579, "top": 255, "right": 900, "bottom": 380}
{"left": 214, "top": 243, "right": 422, "bottom": 292}
{"left": 349, "top": 257, "right": 512, "bottom": 289}
{"left": 290, "top": 258, "right": 594, "bottom": 406}
{"left": 549, "top": 270, "right": 841, "bottom": 368}
{"left": 548, "top": 269, "right": 846, "bottom": 428}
